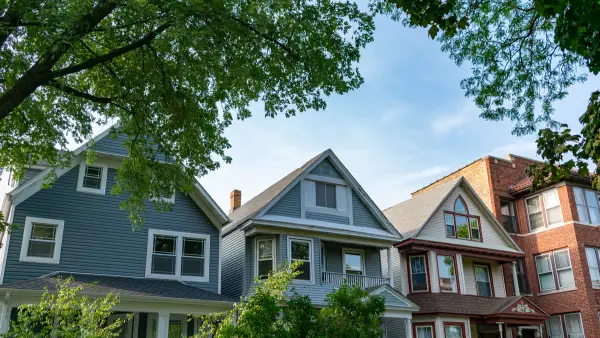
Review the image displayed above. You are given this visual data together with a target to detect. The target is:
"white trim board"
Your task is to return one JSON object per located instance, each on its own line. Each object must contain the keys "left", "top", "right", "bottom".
{"left": 19, "top": 216, "right": 64, "bottom": 265}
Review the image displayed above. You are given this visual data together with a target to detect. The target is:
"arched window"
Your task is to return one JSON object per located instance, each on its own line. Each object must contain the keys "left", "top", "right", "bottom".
{"left": 444, "top": 196, "right": 481, "bottom": 241}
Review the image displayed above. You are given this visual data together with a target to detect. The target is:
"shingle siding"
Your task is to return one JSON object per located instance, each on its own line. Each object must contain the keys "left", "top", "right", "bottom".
{"left": 266, "top": 183, "right": 301, "bottom": 218}
{"left": 221, "top": 229, "right": 245, "bottom": 298}
{"left": 6, "top": 166, "right": 220, "bottom": 294}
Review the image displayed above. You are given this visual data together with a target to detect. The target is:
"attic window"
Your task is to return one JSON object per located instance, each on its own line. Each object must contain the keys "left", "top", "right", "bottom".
{"left": 303, "top": 179, "right": 350, "bottom": 217}
{"left": 76, "top": 162, "right": 108, "bottom": 195}
{"left": 315, "top": 182, "right": 336, "bottom": 208}
{"left": 444, "top": 196, "right": 482, "bottom": 242}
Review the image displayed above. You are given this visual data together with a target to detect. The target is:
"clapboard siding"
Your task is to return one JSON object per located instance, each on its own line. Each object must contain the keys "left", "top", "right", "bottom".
{"left": 400, "top": 253, "right": 409, "bottom": 295}
{"left": 352, "top": 190, "right": 385, "bottom": 230}
{"left": 461, "top": 256, "right": 506, "bottom": 297}
{"left": 7, "top": 167, "right": 220, "bottom": 294}
{"left": 266, "top": 183, "right": 301, "bottom": 218}
{"left": 222, "top": 229, "right": 245, "bottom": 298}
{"left": 309, "top": 159, "right": 342, "bottom": 179}
{"left": 384, "top": 318, "right": 407, "bottom": 338}
{"left": 377, "top": 289, "right": 409, "bottom": 307}
{"left": 305, "top": 212, "right": 349, "bottom": 225}
{"left": 94, "top": 132, "right": 129, "bottom": 156}
{"left": 323, "top": 241, "right": 382, "bottom": 276}
{"left": 418, "top": 186, "right": 516, "bottom": 252}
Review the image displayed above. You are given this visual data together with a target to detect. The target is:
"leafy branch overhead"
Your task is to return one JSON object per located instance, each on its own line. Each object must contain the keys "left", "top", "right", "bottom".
{"left": 0, "top": 0, "right": 381, "bottom": 226}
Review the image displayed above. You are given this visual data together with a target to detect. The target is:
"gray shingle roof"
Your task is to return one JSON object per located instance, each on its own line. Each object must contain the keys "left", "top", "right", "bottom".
{"left": 0, "top": 273, "right": 236, "bottom": 303}
{"left": 383, "top": 178, "right": 461, "bottom": 238}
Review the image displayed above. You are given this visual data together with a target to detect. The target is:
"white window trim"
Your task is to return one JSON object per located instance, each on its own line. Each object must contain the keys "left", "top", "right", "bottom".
{"left": 303, "top": 178, "right": 352, "bottom": 218}
{"left": 151, "top": 194, "right": 176, "bottom": 205}
{"left": 409, "top": 255, "right": 429, "bottom": 293}
{"left": 254, "top": 237, "right": 276, "bottom": 279}
{"left": 553, "top": 248, "right": 575, "bottom": 289}
{"left": 574, "top": 186, "right": 600, "bottom": 225}
{"left": 536, "top": 252, "right": 557, "bottom": 292}
{"left": 564, "top": 312, "right": 585, "bottom": 338}
{"left": 414, "top": 324, "right": 434, "bottom": 338}
{"left": 287, "top": 236, "right": 314, "bottom": 284}
{"left": 19, "top": 216, "right": 64, "bottom": 264}
{"left": 342, "top": 248, "right": 365, "bottom": 275}
{"left": 536, "top": 249, "right": 575, "bottom": 292}
{"left": 474, "top": 264, "right": 492, "bottom": 297}
{"left": 145, "top": 229, "right": 210, "bottom": 282}
{"left": 525, "top": 188, "right": 563, "bottom": 232}
{"left": 545, "top": 315, "right": 564, "bottom": 338}
{"left": 76, "top": 161, "right": 108, "bottom": 195}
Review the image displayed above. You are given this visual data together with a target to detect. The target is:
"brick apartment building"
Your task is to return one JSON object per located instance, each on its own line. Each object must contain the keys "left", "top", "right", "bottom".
{"left": 413, "top": 154, "right": 597, "bottom": 338}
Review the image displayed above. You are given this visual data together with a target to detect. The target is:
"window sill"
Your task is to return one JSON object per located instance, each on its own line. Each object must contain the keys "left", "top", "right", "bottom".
{"left": 19, "top": 256, "right": 60, "bottom": 264}
{"left": 537, "top": 286, "right": 577, "bottom": 296}
{"left": 305, "top": 206, "right": 348, "bottom": 217}
{"left": 76, "top": 187, "right": 106, "bottom": 195}
{"left": 145, "top": 273, "right": 208, "bottom": 283}
{"left": 591, "top": 285, "right": 600, "bottom": 289}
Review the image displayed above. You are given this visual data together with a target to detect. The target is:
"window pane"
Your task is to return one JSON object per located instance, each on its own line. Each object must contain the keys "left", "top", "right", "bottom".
{"left": 539, "top": 273, "right": 555, "bottom": 291}
{"left": 416, "top": 327, "right": 433, "bottom": 338}
{"left": 577, "top": 205, "right": 591, "bottom": 223}
{"left": 565, "top": 314, "right": 584, "bottom": 337}
{"left": 445, "top": 213, "right": 454, "bottom": 225}
{"left": 477, "top": 281, "right": 492, "bottom": 296}
{"left": 529, "top": 212, "right": 544, "bottom": 231}
{"left": 410, "top": 256, "right": 427, "bottom": 273}
{"left": 475, "top": 266, "right": 492, "bottom": 296}
{"left": 475, "top": 266, "right": 490, "bottom": 282}
{"left": 152, "top": 255, "right": 175, "bottom": 274}
{"left": 258, "top": 240, "right": 273, "bottom": 259}
{"left": 27, "top": 241, "right": 54, "bottom": 258}
{"left": 315, "top": 182, "right": 336, "bottom": 208}
{"left": 526, "top": 196, "right": 540, "bottom": 213}
{"left": 445, "top": 325, "right": 463, "bottom": 338}
{"left": 455, "top": 215, "right": 469, "bottom": 239}
{"left": 326, "top": 184, "right": 336, "bottom": 208}
{"left": 437, "top": 255, "right": 457, "bottom": 292}
{"left": 183, "top": 238, "right": 204, "bottom": 257}
{"left": 455, "top": 199, "right": 467, "bottom": 214}
{"left": 85, "top": 166, "right": 102, "bottom": 178}
{"left": 445, "top": 214, "right": 455, "bottom": 237}
{"left": 543, "top": 189, "right": 560, "bottom": 208}
{"left": 344, "top": 252, "right": 362, "bottom": 274}
{"left": 574, "top": 187, "right": 586, "bottom": 205}
{"left": 258, "top": 260, "right": 273, "bottom": 279}
{"left": 83, "top": 166, "right": 102, "bottom": 189}
{"left": 546, "top": 206, "right": 563, "bottom": 225}
{"left": 470, "top": 218, "right": 480, "bottom": 240}
{"left": 586, "top": 248, "right": 600, "bottom": 285}
{"left": 557, "top": 269, "right": 575, "bottom": 288}
{"left": 585, "top": 190, "right": 599, "bottom": 209}
{"left": 546, "top": 316, "right": 563, "bottom": 338}
{"left": 536, "top": 255, "right": 552, "bottom": 274}
{"left": 291, "top": 241, "right": 310, "bottom": 260}
{"left": 316, "top": 182, "right": 326, "bottom": 207}
{"left": 83, "top": 177, "right": 101, "bottom": 189}
{"left": 554, "top": 251, "right": 571, "bottom": 269}
{"left": 296, "top": 261, "right": 311, "bottom": 280}
{"left": 31, "top": 224, "right": 56, "bottom": 240}
{"left": 154, "top": 236, "right": 176, "bottom": 254}
{"left": 590, "top": 206, "right": 600, "bottom": 224}
{"left": 181, "top": 257, "right": 204, "bottom": 276}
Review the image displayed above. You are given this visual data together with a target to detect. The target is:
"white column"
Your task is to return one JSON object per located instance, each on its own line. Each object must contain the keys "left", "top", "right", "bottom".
{"left": 456, "top": 254, "right": 467, "bottom": 295}
{"left": 406, "top": 318, "right": 412, "bottom": 338}
{"left": 498, "top": 323, "right": 504, "bottom": 338}
{"left": 387, "top": 247, "right": 394, "bottom": 288}
{"left": 536, "top": 324, "right": 543, "bottom": 338}
{"left": 157, "top": 313, "right": 170, "bottom": 338}
{"left": 511, "top": 261, "right": 520, "bottom": 296}
{"left": 132, "top": 312, "right": 140, "bottom": 338}
{"left": 0, "top": 292, "right": 11, "bottom": 334}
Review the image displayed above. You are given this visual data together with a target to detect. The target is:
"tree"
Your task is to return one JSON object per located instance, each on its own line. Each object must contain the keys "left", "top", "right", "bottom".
{"left": 3, "top": 277, "right": 130, "bottom": 337}
{"left": 0, "top": 0, "right": 380, "bottom": 228}
{"left": 387, "top": 0, "right": 600, "bottom": 187}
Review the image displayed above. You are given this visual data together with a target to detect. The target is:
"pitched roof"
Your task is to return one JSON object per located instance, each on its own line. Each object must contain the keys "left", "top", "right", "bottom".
{"left": 0, "top": 272, "right": 236, "bottom": 303}
{"left": 383, "top": 178, "right": 461, "bottom": 237}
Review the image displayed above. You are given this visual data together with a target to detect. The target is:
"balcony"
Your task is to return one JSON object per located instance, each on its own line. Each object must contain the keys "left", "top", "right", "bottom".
{"left": 501, "top": 215, "right": 518, "bottom": 233}
{"left": 321, "top": 271, "right": 390, "bottom": 288}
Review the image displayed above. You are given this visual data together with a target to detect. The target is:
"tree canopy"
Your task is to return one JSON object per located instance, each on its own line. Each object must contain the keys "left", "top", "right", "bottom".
{"left": 0, "top": 0, "right": 383, "bottom": 227}
{"left": 388, "top": 0, "right": 600, "bottom": 188}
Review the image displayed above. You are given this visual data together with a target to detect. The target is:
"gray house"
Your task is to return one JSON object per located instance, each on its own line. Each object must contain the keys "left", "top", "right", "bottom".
{"left": 0, "top": 129, "right": 234, "bottom": 337}
{"left": 221, "top": 149, "right": 419, "bottom": 337}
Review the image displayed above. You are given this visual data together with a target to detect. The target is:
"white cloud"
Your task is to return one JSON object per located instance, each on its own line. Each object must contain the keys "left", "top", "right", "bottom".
{"left": 431, "top": 104, "right": 476, "bottom": 135}
{"left": 489, "top": 140, "right": 539, "bottom": 159}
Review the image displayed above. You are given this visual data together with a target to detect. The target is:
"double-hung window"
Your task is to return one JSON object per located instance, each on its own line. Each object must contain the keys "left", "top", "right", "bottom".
{"left": 545, "top": 313, "right": 585, "bottom": 338}
{"left": 535, "top": 249, "right": 575, "bottom": 292}
{"left": 343, "top": 249, "right": 364, "bottom": 275}
{"left": 303, "top": 179, "right": 349, "bottom": 216}
{"left": 574, "top": 186, "right": 600, "bottom": 224}
{"left": 256, "top": 238, "right": 276, "bottom": 279}
{"left": 545, "top": 316, "right": 563, "bottom": 338}
{"left": 76, "top": 162, "right": 108, "bottom": 194}
{"left": 288, "top": 237, "right": 313, "bottom": 282}
{"left": 146, "top": 230, "right": 210, "bottom": 282}
{"left": 515, "top": 258, "right": 529, "bottom": 294}
{"left": 525, "top": 188, "right": 563, "bottom": 231}
{"left": 564, "top": 313, "right": 585, "bottom": 338}
{"left": 437, "top": 255, "right": 458, "bottom": 293}
{"left": 19, "top": 217, "right": 64, "bottom": 264}
{"left": 413, "top": 324, "right": 434, "bottom": 338}
{"left": 444, "top": 323, "right": 465, "bottom": 338}
{"left": 585, "top": 247, "right": 600, "bottom": 287}
{"left": 315, "top": 182, "right": 336, "bottom": 209}
{"left": 474, "top": 264, "right": 493, "bottom": 297}
{"left": 444, "top": 196, "right": 481, "bottom": 241}
{"left": 408, "top": 255, "right": 429, "bottom": 292}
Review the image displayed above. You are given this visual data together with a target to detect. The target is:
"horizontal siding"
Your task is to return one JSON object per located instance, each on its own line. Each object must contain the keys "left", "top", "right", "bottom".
{"left": 461, "top": 256, "right": 506, "bottom": 297}
{"left": 309, "top": 159, "right": 342, "bottom": 179}
{"left": 323, "top": 241, "right": 382, "bottom": 277}
{"left": 384, "top": 318, "right": 407, "bottom": 338}
{"left": 399, "top": 253, "right": 409, "bottom": 295}
{"left": 7, "top": 167, "right": 220, "bottom": 294}
{"left": 94, "top": 132, "right": 129, "bottom": 156}
{"left": 352, "top": 190, "right": 386, "bottom": 230}
{"left": 222, "top": 229, "right": 245, "bottom": 298}
{"left": 377, "top": 289, "right": 408, "bottom": 307}
{"left": 266, "top": 183, "right": 301, "bottom": 218}
{"left": 305, "top": 212, "right": 349, "bottom": 224}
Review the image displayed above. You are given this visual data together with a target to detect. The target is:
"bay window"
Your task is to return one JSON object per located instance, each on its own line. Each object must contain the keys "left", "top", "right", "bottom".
{"left": 408, "top": 255, "right": 429, "bottom": 292}
{"left": 444, "top": 196, "right": 482, "bottom": 242}
{"left": 444, "top": 323, "right": 465, "bottom": 338}
{"left": 574, "top": 186, "right": 600, "bottom": 224}
{"left": 437, "top": 255, "right": 458, "bottom": 293}
{"left": 535, "top": 249, "right": 574, "bottom": 292}
{"left": 525, "top": 188, "right": 563, "bottom": 231}
{"left": 545, "top": 313, "right": 585, "bottom": 338}
{"left": 256, "top": 238, "right": 276, "bottom": 279}
{"left": 413, "top": 324, "right": 434, "bottom": 338}
{"left": 288, "top": 237, "right": 313, "bottom": 282}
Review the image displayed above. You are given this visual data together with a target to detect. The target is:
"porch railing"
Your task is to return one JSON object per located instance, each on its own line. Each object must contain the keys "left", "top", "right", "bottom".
{"left": 321, "top": 271, "right": 390, "bottom": 288}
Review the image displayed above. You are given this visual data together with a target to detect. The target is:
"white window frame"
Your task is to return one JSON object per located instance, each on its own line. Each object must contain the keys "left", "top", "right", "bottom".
{"left": 474, "top": 264, "right": 493, "bottom": 297}
{"left": 19, "top": 216, "right": 64, "bottom": 264}
{"left": 585, "top": 247, "right": 600, "bottom": 287}
{"left": 545, "top": 315, "right": 564, "bottom": 338}
{"left": 535, "top": 249, "right": 575, "bottom": 292}
{"left": 414, "top": 324, "right": 434, "bottom": 338}
{"left": 76, "top": 161, "right": 108, "bottom": 195}
{"left": 554, "top": 249, "right": 575, "bottom": 289}
{"left": 525, "top": 188, "right": 563, "bottom": 232}
{"left": 255, "top": 237, "right": 276, "bottom": 279}
{"left": 564, "top": 313, "right": 585, "bottom": 338}
{"left": 408, "top": 255, "right": 429, "bottom": 293}
{"left": 574, "top": 186, "right": 600, "bottom": 224}
{"left": 342, "top": 248, "right": 365, "bottom": 275}
{"left": 303, "top": 176, "right": 352, "bottom": 217}
{"left": 287, "top": 236, "right": 314, "bottom": 284}
{"left": 145, "top": 229, "right": 210, "bottom": 282}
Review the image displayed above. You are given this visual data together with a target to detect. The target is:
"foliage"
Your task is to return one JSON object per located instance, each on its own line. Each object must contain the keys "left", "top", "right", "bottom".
{"left": 3, "top": 277, "right": 130, "bottom": 338}
{"left": 387, "top": 0, "right": 600, "bottom": 185}
{"left": 0, "top": 0, "right": 380, "bottom": 227}
{"left": 195, "top": 261, "right": 385, "bottom": 338}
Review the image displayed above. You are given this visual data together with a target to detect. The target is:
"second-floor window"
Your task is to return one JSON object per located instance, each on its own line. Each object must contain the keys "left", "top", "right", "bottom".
{"left": 19, "top": 217, "right": 64, "bottom": 264}
{"left": 343, "top": 249, "right": 364, "bottom": 275}
{"left": 444, "top": 196, "right": 481, "bottom": 241}
{"left": 304, "top": 180, "right": 349, "bottom": 216}
{"left": 256, "top": 238, "right": 276, "bottom": 280}
{"left": 145, "top": 230, "right": 210, "bottom": 282}
{"left": 76, "top": 162, "right": 108, "bottom": 195}
{"left": 500, "top": 200, "right": 518, "bottom": 233}
{"left": 288, "top": 237, "right": 313, "bottom": 282}
{"left": 525, "top": 188, "right": 563, "bottom": 231}
{"left": 515, "top": 258, "right": 529, "bottom": 294}
{"left": 585, "top": 247, "right": 600, "bottom": 287}
{"left": 535, "top": 249, "right": 574, "bottom": 292}
{"left": 474, "top": 264, "right": 493, "bottom": 297}
{"left": 408, "top": 255, "right": 429, "bottom": 292}
{"left": 437, "top": 255, "right": 458, "bottom": 293}
{"left": 574, "top": 186, "right": 600, "bottom": 224}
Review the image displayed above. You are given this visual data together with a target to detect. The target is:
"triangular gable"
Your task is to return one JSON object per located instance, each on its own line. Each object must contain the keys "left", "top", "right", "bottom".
{"left": 255, "top": 150, "right": 401, "bottom": 237}
{"left": 93, "top": 131, "right": 129, "bottom": 156}
{"left": 498, "top": 297, "right": 548, "bottom": 316}
{"left": 367, "top": 284, "right": 419, "bottom": 311}
{"left": 309, "top": 158, "right": 343, "bottom": 179}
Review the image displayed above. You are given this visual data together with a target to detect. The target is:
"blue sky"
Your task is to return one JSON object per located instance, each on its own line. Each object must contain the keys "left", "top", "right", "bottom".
{"left": 200, "top": 13, "right": 600, "bottom": 213}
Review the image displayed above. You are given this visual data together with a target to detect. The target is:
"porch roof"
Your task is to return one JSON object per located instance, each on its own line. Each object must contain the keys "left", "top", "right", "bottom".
{"left": 0, "top": 272, "right": 236, "bottom": 304}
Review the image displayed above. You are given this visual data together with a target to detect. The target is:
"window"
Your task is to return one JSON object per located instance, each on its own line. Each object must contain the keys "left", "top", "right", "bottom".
{"left": 437, "top": 255, "right": 458, "bottom": 293}
{"left": 413, "top": 324, "right": 434, "bottom": 338}
{"left": 19, "top": 217, "right": 64, "bottom": 264}
{"left": 343, "top": 249, "right": 364, "bottom": 275}
{"left": 500, "top": 200, "right": 518, "bottom": 233}
{"left": 574, "top": 186, "right": 600, "bottom": 224}
{"left": 145, "top": 230, "right": 210, "bottom": 282}
{"left": 288, "top": 237, "right": 313, "bottom": 282}
{"left": 564, "top": 313, "right": 585, "bottom": 338}
{"left": 444, "top": 323, "right": 464, "bottom": 338}
{"left": 408, "top": 255, "right": 429, "bottom": 292}
{"left": 315, "top": 182, "right": 336, "bottom": 208}
{"left": 585, "top": 247, "right": 600, "bottom": 286}
{"left": 514, "top": 258, "right": 529, "bottom": 294}
{"left": 545, "top": 316, "right": 563, "bottom": 338}
{"left": 76, "top": 162, "right": 108, "bottom": 194}
{"left": 525, "top": 188, "right": 563, "bottom": 231}
{"left": 474, "top": 264, "right": 493, "bottom": 297}
{"left": 444, "top": 196, "right": 482, "bottom": 241}
{"left": 304, "top": 179, "right": 349, "bottom": 216}
{"left": 256, "top": 238, "right": 276, "bottom": 279}
{"left": 535, "top": 249, "right": 574, "bottom": 292}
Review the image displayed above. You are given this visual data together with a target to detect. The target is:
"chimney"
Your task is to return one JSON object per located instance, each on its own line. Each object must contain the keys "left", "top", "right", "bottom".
{"left": 230, "top": 189, "right": 242, "bottom": 213}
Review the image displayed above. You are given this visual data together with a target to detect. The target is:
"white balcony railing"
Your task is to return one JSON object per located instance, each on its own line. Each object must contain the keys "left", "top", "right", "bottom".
{"left": 321, "top": 271, "right": 390, "bottom": 288}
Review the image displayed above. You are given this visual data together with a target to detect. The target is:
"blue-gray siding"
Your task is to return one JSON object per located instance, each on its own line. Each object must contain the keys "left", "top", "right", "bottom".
{"left": 305, "top": 212, "right": 349, "bottom": 225}
{"left": 309, "top": 159, "right": 342, "bottom": 179}
{"left": 266, "top": 183, "right": 301, "bottom": 218}
{"left": 377, "top": 289, "right": 409, "bottom": 307}
{"left": 352, "top": 190, "right": 385, "bottom": 230}
{"left": 322, "top": 241, "right": 382, "bottom": 276}
{"left": 7, "top": 166, "right": 220, "bottom": 293}
{"left": 383, "top": 318, "right": 407, "bottom": 338}
{"left": 94, "top": 132, "right": 129, "bottom": 156}
{"left": 221, "top": 229, "right": 246, "bottom": 298}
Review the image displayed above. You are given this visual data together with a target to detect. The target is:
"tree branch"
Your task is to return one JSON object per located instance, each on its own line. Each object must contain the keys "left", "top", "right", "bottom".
{"left": 51, "top": 22, "right": 171, "bottom": 78}
{"left": 0, "top": 0, "right": 38, "bottom": 48}
{"left": 47, "top": 80, "right": 134, "bottom": 114}
{"left": 231, "top": 16, "right": 299, "bottom": 60}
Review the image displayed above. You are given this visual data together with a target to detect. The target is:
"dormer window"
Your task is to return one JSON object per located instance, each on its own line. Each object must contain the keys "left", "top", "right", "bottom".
{"left": 303, "top": 178, "right": 350, "bottom": 216}
{"left": 444, "top": 196, "right": 482, "bottom": 241}
{"left": 315, "top": 182, "right": 336, "bottom": 208}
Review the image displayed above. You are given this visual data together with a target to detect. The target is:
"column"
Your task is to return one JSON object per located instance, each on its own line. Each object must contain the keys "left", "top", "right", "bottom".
{"left": 132, "top": 312, "right": 140, "bottom": 338}
{"left": 387, "top": 247, "right": 394, "bottom": 288}
{"left": 0, "top": 293, "right": 11, "bottom": 334}
{"left": 406, "top": 318, "right": 412, "bottom": 338}
{"left": 536, "top": 324, "right": 543, "bottom": 338}
{"left": 511, "top": 261, "right": 520, "bottom": 296}
{"left": 157, "top": 313, "right": 170, "bottom": 338}
{"left": 497, "top": 322, "right": 504, "bottom": 338}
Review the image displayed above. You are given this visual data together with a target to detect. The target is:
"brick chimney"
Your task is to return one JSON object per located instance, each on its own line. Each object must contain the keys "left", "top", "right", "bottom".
{"left": 229, "top": 189, "right": 242, "bottom": 213}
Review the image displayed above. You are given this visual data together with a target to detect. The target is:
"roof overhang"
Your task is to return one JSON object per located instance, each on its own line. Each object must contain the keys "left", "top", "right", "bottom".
{"left": 395, "top": 238, "right": 524, "bottom": 262}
